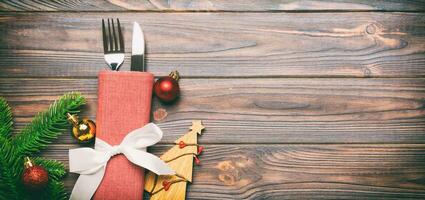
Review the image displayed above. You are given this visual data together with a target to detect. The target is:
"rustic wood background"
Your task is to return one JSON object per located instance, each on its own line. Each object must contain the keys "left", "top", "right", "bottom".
{"left": 1, "top": 0, "right": 425, "bottom": 199}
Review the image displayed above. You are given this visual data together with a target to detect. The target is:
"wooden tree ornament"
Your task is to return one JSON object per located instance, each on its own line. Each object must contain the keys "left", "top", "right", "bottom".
{"left": 144, "top": 120, "right": 205, "bottom": 200}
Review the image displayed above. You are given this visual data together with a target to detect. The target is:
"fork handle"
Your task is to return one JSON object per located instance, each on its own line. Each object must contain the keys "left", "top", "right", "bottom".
{"left": 131, "top": 55, "right": 145, "bottom": 72}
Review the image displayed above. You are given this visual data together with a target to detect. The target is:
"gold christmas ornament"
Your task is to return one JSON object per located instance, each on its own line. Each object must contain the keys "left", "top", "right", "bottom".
{"left": 67, "top": 113, "right": 96, "bottom": 143}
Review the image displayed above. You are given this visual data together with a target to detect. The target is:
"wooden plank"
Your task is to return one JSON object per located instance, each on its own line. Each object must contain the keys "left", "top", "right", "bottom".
{"left": 0, "top": 0, "right": 424, "bottom": 12}
{"left": 0, "top": 12, "right": 424, "bottom": 78}
{"left": 40, "top": 144, "right": 425, "bottom": 199}
{"left": 2, "top": 78, "right": 424, "bottom": 144}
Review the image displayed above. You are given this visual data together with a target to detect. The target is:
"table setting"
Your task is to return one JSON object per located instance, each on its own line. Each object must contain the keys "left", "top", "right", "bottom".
{"left": 0, "top": 18, "right": 203, "bottom": 200}
{"left": 1, "top": 2, "right": 425, "bottom": 200}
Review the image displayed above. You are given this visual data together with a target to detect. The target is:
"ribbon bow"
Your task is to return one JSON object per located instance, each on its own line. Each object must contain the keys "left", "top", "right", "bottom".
{"left": 69, "top": 123, "right": 175, "bottom": 200}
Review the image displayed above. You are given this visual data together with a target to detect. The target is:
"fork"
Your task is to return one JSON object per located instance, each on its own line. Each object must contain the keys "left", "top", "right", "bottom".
{"left": 102, "top": 18, "right": 124, "bottom": 71}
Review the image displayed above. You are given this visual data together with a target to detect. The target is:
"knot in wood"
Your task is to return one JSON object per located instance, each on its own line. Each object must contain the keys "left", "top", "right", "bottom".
{"left": 366, "top": 24, "right": 377, "bottom": 35}
{"left": 153, "top": 108, "right": 168, "bottom": 121}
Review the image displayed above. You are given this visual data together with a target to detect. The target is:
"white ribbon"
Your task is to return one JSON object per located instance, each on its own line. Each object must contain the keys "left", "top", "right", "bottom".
{"left": 68, "top": 123, "right": 175, "bottom": 200}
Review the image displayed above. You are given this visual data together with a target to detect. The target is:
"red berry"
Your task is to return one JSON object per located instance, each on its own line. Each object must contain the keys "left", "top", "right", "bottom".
{"left": 178, "top": 141, "right": 186, "bottom": 149}
{"left": 162, "top": 180, "right": 171, "bottom": 191}
{"left": 197, "top": 146, "right": 204, "bottom": 155}
{"left": 194, "top": 155, "right": 201, "bottom": 165}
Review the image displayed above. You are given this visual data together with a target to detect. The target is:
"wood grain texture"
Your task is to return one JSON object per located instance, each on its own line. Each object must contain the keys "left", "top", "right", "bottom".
{"left": 40, "top": 144, "right": 425, "bottom": 199}
{"left": 0, "top": 12, "right": 424, "bottom": 78}
{"left": 1, "top": 3, "right": 425, "bottom": 198}
{"left": 2, "top": 78, "right": 424, "bottom": 144}
{"left": 0, "top": 0, "right": 424, "bottom": 11}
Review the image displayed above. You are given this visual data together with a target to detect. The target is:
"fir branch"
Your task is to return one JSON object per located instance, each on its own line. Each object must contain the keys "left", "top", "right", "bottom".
{"left": 0, "top": 97, "right": 13, "bottom": 139}
{"left": 33, "top": 158, "right": 67, "bottom": 181}
{"left": 13, "top": 92, "right": 86, "bottom": 156}
{"left": 0, "top": 137, "right": 20, "bottom": 199}
{"left": 41, "top": 180, "right": 68, "bottom": 200}
{"left": 0, "top": 181, "right": 16, "bottom": 200}
{"left": 0, "top": 94, "right": 84, "bottom": 200}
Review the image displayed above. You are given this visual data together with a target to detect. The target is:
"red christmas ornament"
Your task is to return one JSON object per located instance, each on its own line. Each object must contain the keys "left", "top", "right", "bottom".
{"left": 154, "top": 71, "right": 180, "bottom": 103}
{"left": 22, "top": 157, "right": 49, "bottom": 191}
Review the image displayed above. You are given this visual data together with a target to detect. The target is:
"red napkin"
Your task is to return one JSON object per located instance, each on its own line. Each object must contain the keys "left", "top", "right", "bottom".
{"left": 94, "top": 70, "right": 153, "bottom": 200}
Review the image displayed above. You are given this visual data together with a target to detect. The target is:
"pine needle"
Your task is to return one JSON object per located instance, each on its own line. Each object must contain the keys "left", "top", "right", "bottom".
{"left": 0, "top": 97, "right": 13, "bottom": 139}
{"left": 0, "top": 137, "right": 20, "bottom": 199}
{"left": 41, "top": 180, "right": 68, "bottom": 200}
{"left": 34, "top": 158, "right": 67, "bottom": 181}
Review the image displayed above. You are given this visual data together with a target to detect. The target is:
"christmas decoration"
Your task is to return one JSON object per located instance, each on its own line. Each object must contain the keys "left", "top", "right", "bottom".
{"left": 154, "top": 70, "right": 180, "bottom": 103}
{"left": 0, "top": 92, "right": 86, "bottom": 200}
{"left": 88, "top": 70, "right": 156, "bottom": 199}
{"left": 66, "top": 113, "right": 96, "bottom": 143}
{"left": 68, "top": 123, "right": 174, "bottom": 200}
{"left": 22, "top": 157, "right": 49, "bottom": 190}
{"left": 144, "top": 120, "right": 205, "bottom": 200}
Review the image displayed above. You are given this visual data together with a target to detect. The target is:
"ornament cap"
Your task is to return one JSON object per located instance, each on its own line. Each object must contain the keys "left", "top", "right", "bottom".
{"left": 24, "top": 157, "right": 33, "bottom": 168}
{"left": 67, "top": 113, "right": 79, "bottom": 126}
{"left": 169, "top": 70, "right": 180, "bottom": 82}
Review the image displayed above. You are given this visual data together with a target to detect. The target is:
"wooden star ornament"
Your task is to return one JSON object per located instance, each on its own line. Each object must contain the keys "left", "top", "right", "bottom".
{"left": 190, "top": 120, "right": 204, "bottom": 135}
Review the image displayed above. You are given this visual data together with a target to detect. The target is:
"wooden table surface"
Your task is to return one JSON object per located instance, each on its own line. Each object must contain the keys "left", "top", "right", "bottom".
{"left": 1, "top": 1, "right": 425, "bottom": 199}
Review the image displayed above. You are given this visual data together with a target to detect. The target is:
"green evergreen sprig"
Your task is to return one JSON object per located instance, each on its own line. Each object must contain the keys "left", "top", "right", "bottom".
{"left": 34, "top": 158, "right": 67, "bottom": 181}
{"left": 13, "top": 92, "right": 86, "bottom": 155}
{"left": 0, "top": 92, "right": 86, "bottom": 200}
{"left": 0, "top": 137, "right": 19, "bottom": 199}
{"left": 0, "top": 97, "right": 13, "bottom": 139}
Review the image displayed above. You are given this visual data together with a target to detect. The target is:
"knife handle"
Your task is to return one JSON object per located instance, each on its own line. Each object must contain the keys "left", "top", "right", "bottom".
{"left": 131, "top": 55, "right": 145, "bottom": 72}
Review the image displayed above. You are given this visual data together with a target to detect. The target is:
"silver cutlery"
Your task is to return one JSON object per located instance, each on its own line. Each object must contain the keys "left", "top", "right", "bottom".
{"left": 102, "top": 18, "right": 124, "bottom": 71}
{"left": 131, "top": 22, "right": 145, "bottom": 72}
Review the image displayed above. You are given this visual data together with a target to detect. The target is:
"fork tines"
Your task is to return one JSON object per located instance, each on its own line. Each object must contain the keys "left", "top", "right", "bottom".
{"left": 102, "top": 18, "right": 124, "bottom": 53}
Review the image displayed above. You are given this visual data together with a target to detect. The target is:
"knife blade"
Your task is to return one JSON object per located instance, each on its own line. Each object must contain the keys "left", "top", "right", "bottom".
{"left": 131, "top": 22, "right": 145, "bottom": 71}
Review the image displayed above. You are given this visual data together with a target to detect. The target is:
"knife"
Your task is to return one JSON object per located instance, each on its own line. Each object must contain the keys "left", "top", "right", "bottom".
{"left": 131, "top": 22, "right": 145, "bottom": 71}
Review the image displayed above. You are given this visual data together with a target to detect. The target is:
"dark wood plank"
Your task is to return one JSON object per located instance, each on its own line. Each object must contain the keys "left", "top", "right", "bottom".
{"left": 1, "top": 12, "right": 424, "bottom": 78}
{"left": 2, "top": 78, "right": 424, "bottom": 144}
{"left": 0, "top": 0, "right": 424, "bottom": 11}
{"left": 40, "top": 144, "right": 425, "bottom": 199}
